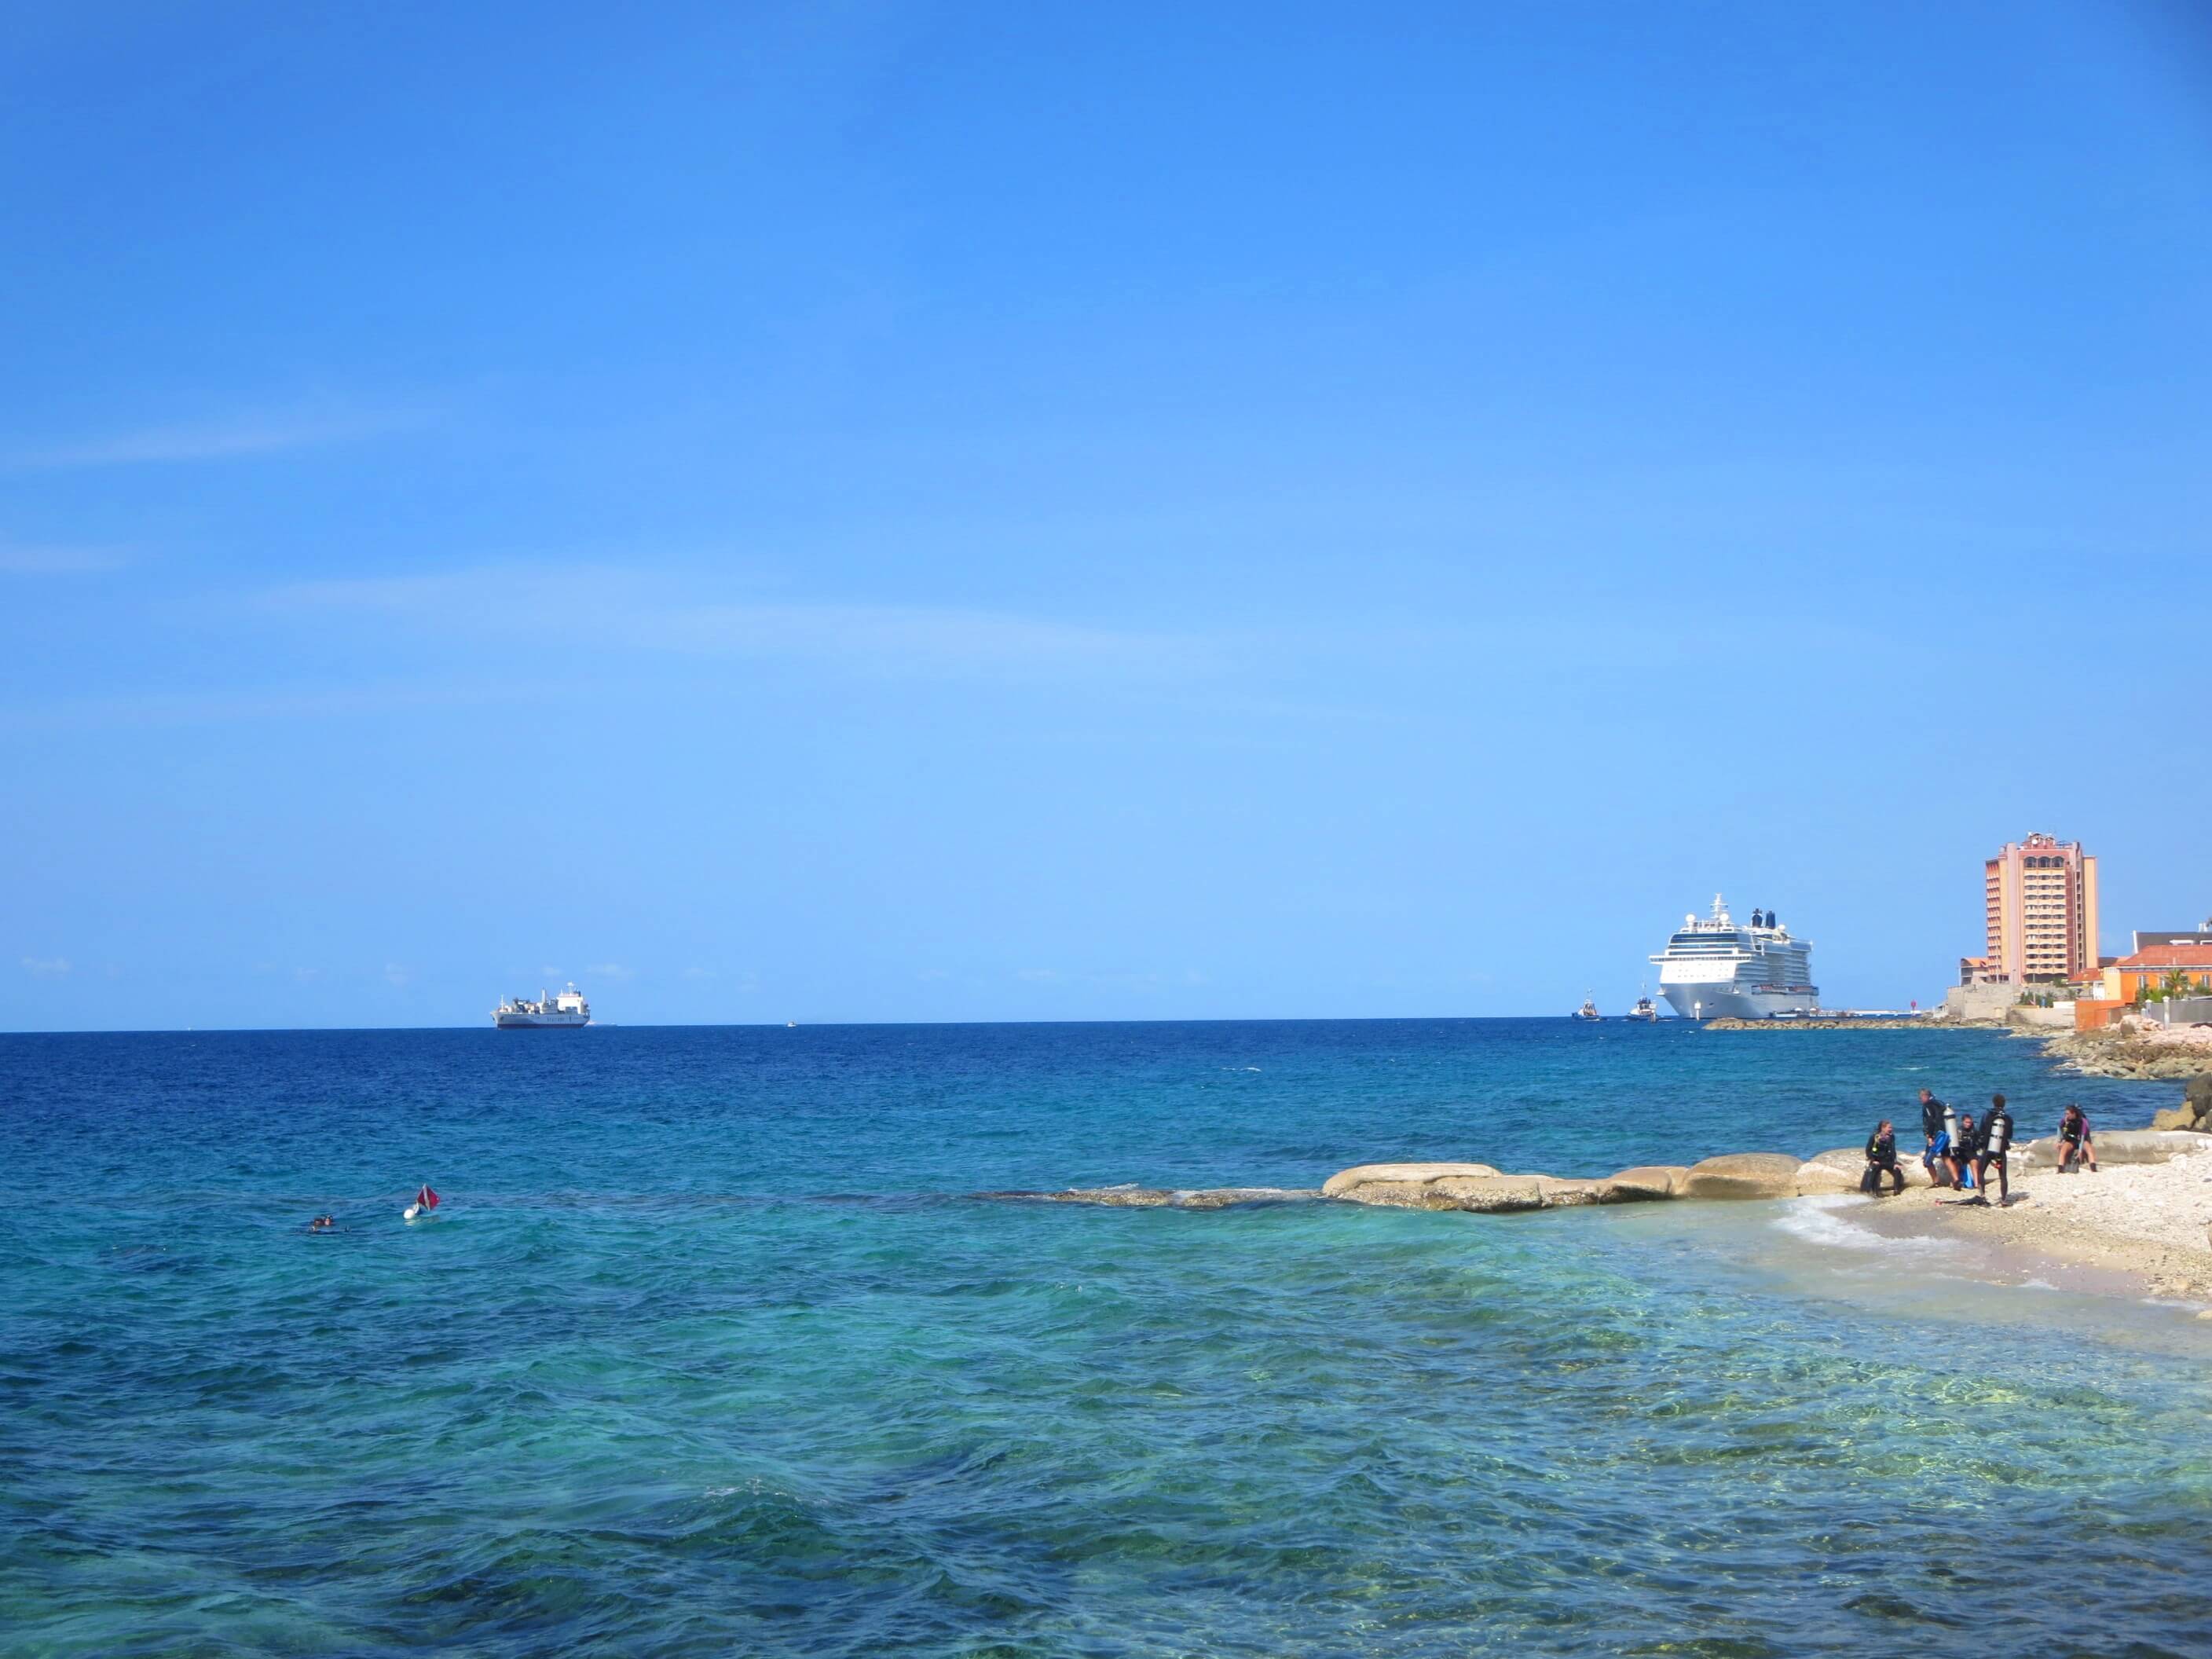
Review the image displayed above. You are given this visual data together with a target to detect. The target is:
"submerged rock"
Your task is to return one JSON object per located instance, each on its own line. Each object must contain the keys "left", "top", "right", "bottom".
{"left": 1022, "top": 1186, "right": 1180, "bottom": 1207}
{"left": 1002, "top": 1185, "right": 1320, "bottom": 1208}
{"left": 1680, "top": 1152, "right": 1804, "bottom": 1200}
{"left": 1172, "top": 1186, "right": 1321, "bottom": 1209}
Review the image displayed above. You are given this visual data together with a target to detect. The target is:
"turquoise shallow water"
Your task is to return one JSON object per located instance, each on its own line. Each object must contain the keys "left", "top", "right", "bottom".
{"left": 3, "top": 1020, "right": 2208, "bottom": 1656}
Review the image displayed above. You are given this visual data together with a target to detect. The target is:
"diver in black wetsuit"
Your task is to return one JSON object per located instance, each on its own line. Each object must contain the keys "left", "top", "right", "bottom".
{"left": 1917, "top": 1088, "right": 1951, "bottom": 1188}
{"left": 1862, "top": 1119, "right": 1905, "bottom": 1196}
{"left": 1973, "top": 1093, "right": 2014, "bottom": 1205}
{"left": 2056, "top": 1104, "right": 2098, "bottom": 1174}
{"left": 1947, "top": 1114, "right": 1979, "bottom": 1192}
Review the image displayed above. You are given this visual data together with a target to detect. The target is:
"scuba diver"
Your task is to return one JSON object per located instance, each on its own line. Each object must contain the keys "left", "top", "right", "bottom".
{"left": 1918, "top": 1088, "right": 1952, "bottom": 1188}
{"left": 1946, "top": 1113, "right": 1979, "bottom": 1193}
{"left": 1973, "top": 1093, "right": 2015, "bottom": 1205}
{"left": 308, "top": 1213, "right": 338, "bottom": 1232}
{"left": 1862, "top": 1119, "right": 1905, "bottom": 1196}
{"left": 2056, "top": 1104, "right": 2098, "bottom": 1174}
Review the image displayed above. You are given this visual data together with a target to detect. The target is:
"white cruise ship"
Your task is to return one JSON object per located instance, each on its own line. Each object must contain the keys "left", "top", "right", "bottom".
{"left": 1649, "top": 895, "right": 1818, "bottom": 1020}
{"left": 493, "top": 984, "right": 591, "bottom": 1028}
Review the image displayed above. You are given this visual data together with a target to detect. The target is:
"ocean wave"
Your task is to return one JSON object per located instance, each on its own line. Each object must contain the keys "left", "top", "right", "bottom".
{"left": 1769, "top": 1194, "right": 1961, "bottom": 1254}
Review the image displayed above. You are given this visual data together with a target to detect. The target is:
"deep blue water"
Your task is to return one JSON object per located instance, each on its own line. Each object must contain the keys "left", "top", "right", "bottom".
{"left": 2, "top": 1019, "right": 2207, "bottom": 1657}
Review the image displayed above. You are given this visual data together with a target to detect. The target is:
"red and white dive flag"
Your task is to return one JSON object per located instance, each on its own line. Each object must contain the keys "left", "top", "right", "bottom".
{"left": 416, "top": 1184, "right": 440, "bottom": 1210}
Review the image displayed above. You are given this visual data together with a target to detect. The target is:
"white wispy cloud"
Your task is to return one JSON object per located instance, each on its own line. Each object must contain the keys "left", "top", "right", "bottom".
{"left": 21, "top": 956, "right": 72, "bottom": 978}
{"left": 262, "top": 566, "right": 1218, "bottom": 683}
{"left": 383, "top": 963, "right": 412, "bottom": 989}
{"left": 11, "top": 405, "right": 417, "bottom": 468}
{"left": 0, "top": 540, "right": 125, "bottom": 575}
{"left": 588, "top": 961, "right": 635, "bottom": 981}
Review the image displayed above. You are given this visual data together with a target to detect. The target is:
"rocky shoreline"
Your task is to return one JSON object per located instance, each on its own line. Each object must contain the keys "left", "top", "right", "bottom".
{"left": 2035, "top": 1027, "right": 2212, "bottom": 1082}
{"left": 1001, "top": 1126, "right": 2212, "bottom": 1216}
{"left": 997, "top": 1078, "right": 2212, "bottom": 1304}
{"left": 1000, "top": 1120, "right": 2212, "bottom": 1304}
{"left": 1700, "top": 1009, "right": 2212, "bottom": 1082}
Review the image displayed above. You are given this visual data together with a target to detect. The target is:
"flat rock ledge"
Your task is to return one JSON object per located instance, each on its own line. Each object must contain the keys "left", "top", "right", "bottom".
{"left": 1320, "top": 1162, "right": 1501, "bottom": 1197}
{"left": 1324, "top": 1161, "right": 1686, "bottom": 1210}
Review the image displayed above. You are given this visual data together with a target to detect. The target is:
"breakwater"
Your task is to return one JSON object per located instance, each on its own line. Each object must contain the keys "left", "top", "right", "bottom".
{"left": 1705, "top": 1015, "right": 1989, "bottom": 1031}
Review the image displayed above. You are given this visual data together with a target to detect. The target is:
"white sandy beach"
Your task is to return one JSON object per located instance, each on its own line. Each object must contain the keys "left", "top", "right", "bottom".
{"left": 1851, "top": 1144, "right": 2212, "bottom": 1299}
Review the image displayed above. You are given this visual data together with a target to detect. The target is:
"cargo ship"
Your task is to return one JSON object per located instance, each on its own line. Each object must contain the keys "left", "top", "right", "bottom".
{"left": 493, "top": 983, "right": 591, "bottom": 1028}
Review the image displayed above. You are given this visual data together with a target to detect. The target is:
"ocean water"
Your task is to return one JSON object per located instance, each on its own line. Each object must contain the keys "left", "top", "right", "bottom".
{"left": 2, "top": 1019, "right": 2208, "bottom": 1657}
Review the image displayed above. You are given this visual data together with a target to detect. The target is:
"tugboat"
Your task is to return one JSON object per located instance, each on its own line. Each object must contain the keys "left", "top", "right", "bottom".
{"left": 1624, "top": 991, "right": 1660, "bottom": 1023}
{"left": 1573, "top": 995, "right": 1602, "bottom": 1021}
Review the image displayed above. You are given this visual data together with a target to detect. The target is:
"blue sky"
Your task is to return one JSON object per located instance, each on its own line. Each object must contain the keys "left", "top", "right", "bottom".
{"left": 4, "top": 1, "right": 2209, "bottom": 1030}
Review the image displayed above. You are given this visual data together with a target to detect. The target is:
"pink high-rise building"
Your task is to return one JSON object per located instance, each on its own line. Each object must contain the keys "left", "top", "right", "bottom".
{"left": 1979, "top": 833, "right": 2099, "bottom": 985}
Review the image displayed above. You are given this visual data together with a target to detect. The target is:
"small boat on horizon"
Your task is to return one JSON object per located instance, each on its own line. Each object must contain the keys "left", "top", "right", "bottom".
{"left": 1624, "top": 991, "right": 1660, "bottom": 1022}
{"left": 1573, "top": 995, "right": 1601, "bottom": 1021}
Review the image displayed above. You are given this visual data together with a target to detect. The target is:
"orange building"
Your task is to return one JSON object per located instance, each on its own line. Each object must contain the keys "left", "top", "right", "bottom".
{"left": 2099, "top": 943, "right": 2212, "bottom": 1005}
{"left": 1982, "top": 833, "right": 2099, "bottom": 984}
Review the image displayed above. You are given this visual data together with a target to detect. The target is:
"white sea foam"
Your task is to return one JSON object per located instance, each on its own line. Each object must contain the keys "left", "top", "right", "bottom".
{"left": 1770, "top": 1194, "right": 1961, "bottom": 1255}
